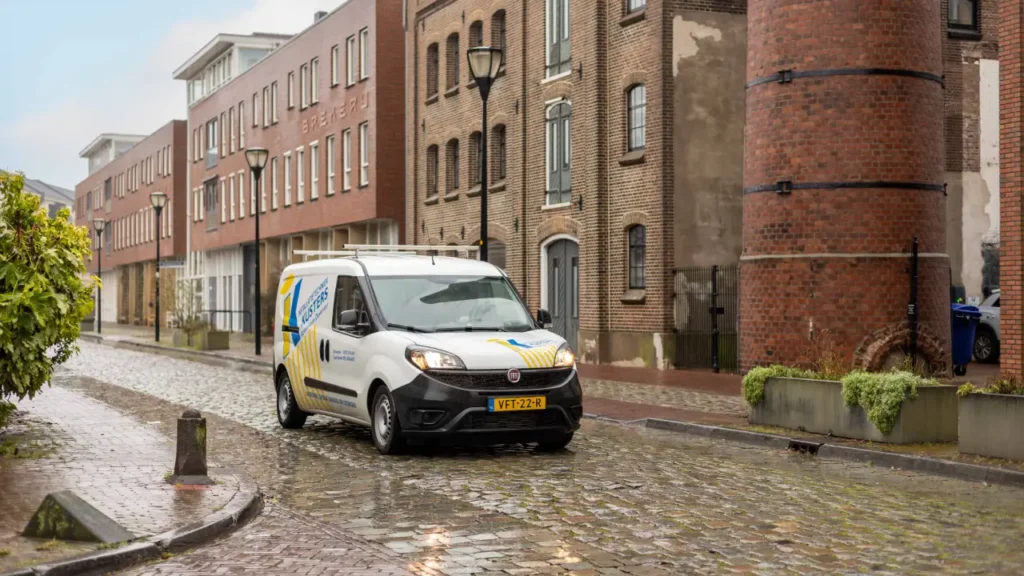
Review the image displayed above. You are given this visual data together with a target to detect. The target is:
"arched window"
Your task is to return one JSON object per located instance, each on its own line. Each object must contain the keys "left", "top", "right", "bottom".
{"left": 628, "top": 225, "right": 646, "bottom": 289}
{"left": 469, "top": 131, "right": 482, "bottom": 188}
{"left": 492, "top": 124, "right": 506, "bottom": 181}
{"left": 546, "top": 102, "right": 572, "bottom": 205}
{"left": 626, "top": 0, "right": 647, "bottom": 14}
{"left": 469, "top": 21, "right": 484, "bottom": 49}
{"left": 446, "top": 33, "right": 460, "bottom": 89}
{"left": 446, "top": 139, "right": 460, "bottom": 192}
{"left": 488, "top": 239, "right": 507, "bottom": 270}
{"left": 491, "top": 10, "right": 507, "bottom": 53}
{"left": 426, "top": 43, "right": 439, "bottom": 98}
{"left": 426, "top": 145, "right": 439, "bottom": 197}
{"left": 627, "top": 84, "right": 646, "bottom": 151}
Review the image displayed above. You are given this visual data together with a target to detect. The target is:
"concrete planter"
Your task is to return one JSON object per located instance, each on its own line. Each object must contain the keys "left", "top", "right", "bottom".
{"left": 80, "top": 318, "right": 95, "bottom": 333}
{"left": 173, "top": 329, "right": 229, "bottom": 351}
{"left": 959, "top": 394, "right": 1024, "bottom": 461}
{"left": 750, "top": 377, "right": 958, "bottom": 444}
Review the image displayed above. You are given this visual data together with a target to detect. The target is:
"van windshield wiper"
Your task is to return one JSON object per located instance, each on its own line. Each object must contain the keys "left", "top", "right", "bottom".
{"left": 433, "top": 326, "right": 509, "bottom": 333}
{"left": 387, "top": 323, "right": 433, "bottom": 333}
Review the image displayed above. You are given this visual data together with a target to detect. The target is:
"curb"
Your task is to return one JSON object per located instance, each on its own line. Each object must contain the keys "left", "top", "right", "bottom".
{"left": 3, "top": 473, "right": 262, "bottom": 576}
{"left": 79, "top": 335, "right": 1024, "bottom": 489}
{"left": 619, "top": 416, "right": 1024, "bottom": 488}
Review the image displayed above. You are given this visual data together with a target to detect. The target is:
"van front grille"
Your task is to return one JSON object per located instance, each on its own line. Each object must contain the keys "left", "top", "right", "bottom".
{"left": 428, "top": 368, "right": 573, "bottom": 391}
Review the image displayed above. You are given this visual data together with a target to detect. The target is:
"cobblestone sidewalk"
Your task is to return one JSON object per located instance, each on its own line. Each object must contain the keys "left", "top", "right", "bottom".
{"left": 0, "top": 385, "right": 239, "bottom": 573}
{"left": 58, "top": 343, "right": 1024, "bottom": 575}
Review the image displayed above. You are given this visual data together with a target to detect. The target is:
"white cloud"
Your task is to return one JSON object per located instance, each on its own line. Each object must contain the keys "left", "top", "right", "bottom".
{"left": 1, "top": 0, "right": 342, "bottom": 189}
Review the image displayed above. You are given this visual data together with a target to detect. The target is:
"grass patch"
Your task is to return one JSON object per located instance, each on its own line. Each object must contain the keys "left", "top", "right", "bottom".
{"left": 97, "top": 541, "right": 126, "bottom": 550}
{"left": 0, "top": 436, "right": 53, "bottom": 459}
{"left": 0, "top": 549, "right": 10, "bottom": 557}
{"left": 35, "top": 539, "right": 66, "bottom": 552}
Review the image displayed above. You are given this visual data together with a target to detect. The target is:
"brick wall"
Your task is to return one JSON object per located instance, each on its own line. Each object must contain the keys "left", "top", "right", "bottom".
{"left": 741, "top": 0, "right": 950, "bottom": 371}
{"left": 1000, "top": 0, "right": 1023, "bottom": 377}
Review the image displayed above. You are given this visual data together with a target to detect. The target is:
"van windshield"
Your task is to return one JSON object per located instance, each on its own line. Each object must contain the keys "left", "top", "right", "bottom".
{"left": 370, "top": 275, "right": 534, "bottom": 332}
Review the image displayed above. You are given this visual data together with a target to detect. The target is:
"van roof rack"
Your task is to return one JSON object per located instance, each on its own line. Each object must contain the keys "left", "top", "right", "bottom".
{"left": 292, "top": 245, "right": 479, "bottom": 262}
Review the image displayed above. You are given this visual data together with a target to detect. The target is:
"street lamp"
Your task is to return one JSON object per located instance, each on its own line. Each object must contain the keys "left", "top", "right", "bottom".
{"left": 466, "top": 46, "right": 504, "bottom": 263}
{"left": 150, "top": 192, "right": 168, "bottom": 343}
{"left": 92, "top": 218, "right": 106, "bottom": 334}
{"left": 245, "top": 147, "right": 269, "bottom": 356}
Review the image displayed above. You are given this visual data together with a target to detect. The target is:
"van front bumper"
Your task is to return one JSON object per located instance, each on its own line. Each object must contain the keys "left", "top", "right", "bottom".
{"left": 391, "top": 368, "right": 583, "bottom": 445}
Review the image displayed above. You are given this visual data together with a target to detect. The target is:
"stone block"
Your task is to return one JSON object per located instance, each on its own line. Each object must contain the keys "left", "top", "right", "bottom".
{"left": 749, "top": 377, "right": 959, "bottom": 444}
{"left": 22, "top": 490, "right": 134, "bottom": 544}
{"left": 959, "top": 394, "right": 1024, "bottom": 461}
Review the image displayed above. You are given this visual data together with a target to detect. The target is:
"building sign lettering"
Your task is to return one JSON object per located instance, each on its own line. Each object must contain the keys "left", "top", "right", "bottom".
{"left": 302, "top": 90, "right": 373, "bottom": 134}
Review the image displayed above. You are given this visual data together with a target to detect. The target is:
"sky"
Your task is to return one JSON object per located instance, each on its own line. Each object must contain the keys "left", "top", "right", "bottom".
{"left": 0, "top": 0, "right": 343, "bottom": 190}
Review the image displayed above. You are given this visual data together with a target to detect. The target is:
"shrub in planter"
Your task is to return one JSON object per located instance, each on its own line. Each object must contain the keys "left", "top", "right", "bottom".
{"left": 841, "top": 371, "right": 938, "bottom": 435}
{"left": 742, "top": 365, "right": 816, "bottom": 406}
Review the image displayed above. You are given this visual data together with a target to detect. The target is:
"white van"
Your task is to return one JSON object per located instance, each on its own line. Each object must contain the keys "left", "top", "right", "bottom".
{"left": 272, "top": 248, "right": 582, "bottom": 454}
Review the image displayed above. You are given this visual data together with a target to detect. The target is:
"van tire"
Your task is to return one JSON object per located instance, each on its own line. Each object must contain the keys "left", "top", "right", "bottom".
{"left": 536, "top": 433, "right": 574, "bottom": 452}
{"left": 371, "top": 386, "right": 405, "bottom": 455}
{"left": 276, "top": 371, "right": 308, "bottom": 429}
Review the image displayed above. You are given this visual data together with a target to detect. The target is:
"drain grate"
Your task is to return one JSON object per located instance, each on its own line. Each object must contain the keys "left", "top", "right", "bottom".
{"left": 788, "top": 439, "right": 822, "bottom": 455}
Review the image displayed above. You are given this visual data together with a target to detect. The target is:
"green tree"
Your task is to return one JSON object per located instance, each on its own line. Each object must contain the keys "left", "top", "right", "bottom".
{"left": 0, "top": 172, "right": 96, "bottom": 427}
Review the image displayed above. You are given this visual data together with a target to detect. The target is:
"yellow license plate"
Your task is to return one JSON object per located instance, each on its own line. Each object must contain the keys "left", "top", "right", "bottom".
{"left": 488, "top": 396, "right": 546, "bottom": 412}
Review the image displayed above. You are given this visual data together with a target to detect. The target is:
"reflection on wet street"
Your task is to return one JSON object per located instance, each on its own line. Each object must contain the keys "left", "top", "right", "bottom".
{"left": 58, "top": 342, "right": 1024, "bottom": 575}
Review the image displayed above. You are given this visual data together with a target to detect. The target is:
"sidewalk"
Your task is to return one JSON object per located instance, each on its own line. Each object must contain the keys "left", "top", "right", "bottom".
{"left": 0, "top": 380, "right": 246, "bottom": 574}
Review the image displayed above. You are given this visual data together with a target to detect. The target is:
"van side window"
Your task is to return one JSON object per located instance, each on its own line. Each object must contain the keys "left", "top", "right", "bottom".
{"left": 333, "top": 275, "right": 368, "bottom": 333}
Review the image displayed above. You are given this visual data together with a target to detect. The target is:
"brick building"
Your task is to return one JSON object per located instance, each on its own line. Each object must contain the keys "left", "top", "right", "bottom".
{"left": 75, "top": 124, "right": 188, "bottom": 327}
{"left": 176, "top": 1, "right": 406, "bottom": 334}
{"left": 1000, "top": 0, "right": 1023, "bottom": 377}
{"left": 405, "top": 0, "right": 747, "bottom": 369}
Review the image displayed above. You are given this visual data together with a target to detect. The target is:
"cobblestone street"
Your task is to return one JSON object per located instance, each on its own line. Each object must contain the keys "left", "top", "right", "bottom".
{"left": 52, "top": 342, "right": 1024, "bottom": 574}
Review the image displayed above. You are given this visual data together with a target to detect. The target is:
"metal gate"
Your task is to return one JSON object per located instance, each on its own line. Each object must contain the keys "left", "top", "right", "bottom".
{"left": 674, "top": 265, "right": 739, "bottom": 372}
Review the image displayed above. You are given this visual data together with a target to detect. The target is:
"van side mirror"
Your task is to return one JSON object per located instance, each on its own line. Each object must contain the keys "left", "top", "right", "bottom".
{"left": 536, "top": 309, "right": 552, "bottom": 326}
{"left": 338, "top": 309, "right": 371, "bottom": 334}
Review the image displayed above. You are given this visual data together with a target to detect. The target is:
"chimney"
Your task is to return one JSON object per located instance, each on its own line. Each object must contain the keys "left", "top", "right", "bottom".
{"left": 314, "top": 11, "right": 328, "bottom": 23}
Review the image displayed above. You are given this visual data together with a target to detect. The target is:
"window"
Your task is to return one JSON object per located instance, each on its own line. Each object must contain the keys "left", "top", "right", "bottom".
{"left": 628, "top": 225, "right": 646, "bottom": 289}
{"left": 238, "top": 171, "right": 246, "bottom": 218}
{"left": 311, "top": 57, "right": 319, "bottom": 104}
{"left": 229, "top": 176, "right": 236, "bottom": 220}
{"left": 469, "top": 21, "right": 484, "bottom": 49}
{"left": 346, "top": 35, "right": 357, "bottom": 86}
{"left": 220, "top": 113, "right": 226, "bottom": 157}
{"left": 331, "top": 45, "right": 340, "bottom": 86}
{"left": 221, "top": 178, "right": 228, "bottom": 222}
{"left": 300, "top": 64, "right": 309, "bottom": 109}
{"left": 204, "top": 179, "right": 218, "bottom": 229}
{"left": 546, "top": 0, "right": 571, "bottom": 76}
{"left": 327, "top": 135, "right": 336, "bottom": 195}
{"left": 626, "top": 0, "right": 646, "bottom": 13}
{"left": 342, "top": 129, "right": 352, "bottom": 191}
{"left": 426, "top": 145, "right": 439, "bottom": 198}
{"left": 426, "top": 43, "right": 439, "bottom": 98}
{"left": 492, "top": 124, "right": 507, "bottom": 181}
{"left": 627, "top": 84, "right": 646, "bottom": 151}
{"left": 271, "top": 81, "right": 278, "bottom": 123}
{"left": 229, "top": 106, "right": 236, "bottom": 153}
{"left": 206, "top": 118, "right": 218, "bottom": 168}
{"left": 310, "top": 141, "right": 320, "bottom": 199}
{"left": 488, "top": 239, "right": 507, "bottom": 270}
{"left": 272, "top": 157, "right": 279, "bottom": 210}
{"left": 491, "top": 11, "right": 506, "bottom": 53}
{"left": 297, "top": 148, "right": 305, "bottom": 202}
{"left": 359, "top": 122, "right": 369, "bottom": 186}
{"left": 263, "top": 86, "right": 271, "bottom": 127}
{"left": 252, "top": 93, "right": 259, "bottom": 127}
{"left": 332, "top": 276, "right": 368, "bottom": 334}
{"left": 371, "top": 275, "right": 532, "bottom": 332}
{"left": 251, "top": 170, "right": 258, "bottom": 215}
{"left": 949, "top": 0, "right": 978, "bottom": 31}
{"left": 446, "top": 33, "right": 460, "bottom": 89}
{"left": 359, "top": 28, "right": 369, "bottom": 79}
{"left": 239, "top": 102, "right": 246, "bottom": 148}
{"left": 469, "top": 131, "right": 482, "bottom": 188}
{"left": 546, "top": 102, "right": 572, "bottom": 204}
{"left": 288, "top": 72, "right": 295, "bottom": 108}
{"left": 284, "top": 152, "right": 292, "bottom": 206}
{"left": 445, "top": 139, "right": 460, "bottom": 192}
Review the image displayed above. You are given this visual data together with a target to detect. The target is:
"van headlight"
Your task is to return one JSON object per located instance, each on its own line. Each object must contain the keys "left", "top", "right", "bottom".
{"left": 406, "top": 346, "right": 466, "bottom": 371}
{"left": 553, "top": 344, "right": 576, "bottom": 368}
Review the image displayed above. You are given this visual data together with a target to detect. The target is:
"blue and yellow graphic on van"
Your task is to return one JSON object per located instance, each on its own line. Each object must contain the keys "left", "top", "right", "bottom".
{"left": 279, "top": 275, "right": 330, "bottom": 359}
{"left": 488, "top": 338, "right": 560, "bottom": 368}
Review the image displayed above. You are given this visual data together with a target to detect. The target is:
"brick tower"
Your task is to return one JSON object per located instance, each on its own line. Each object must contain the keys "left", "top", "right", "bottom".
{"left": 741, "top": 0, "right": 950, "bottom": 371}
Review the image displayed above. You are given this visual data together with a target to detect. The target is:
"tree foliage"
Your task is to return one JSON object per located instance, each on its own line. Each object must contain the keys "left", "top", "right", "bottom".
{"left": 0, "top": 172, "right": 95, "bottom": 418}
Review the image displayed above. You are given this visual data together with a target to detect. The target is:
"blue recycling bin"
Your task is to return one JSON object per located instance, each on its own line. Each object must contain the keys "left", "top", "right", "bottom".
{"left": 951, "top": 304, "right": 982, "bottom": 376}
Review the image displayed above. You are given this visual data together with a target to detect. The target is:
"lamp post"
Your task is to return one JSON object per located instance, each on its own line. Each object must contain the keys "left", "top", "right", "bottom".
{"left": 466, "top": 46, "right": 504, "bottom": 262}
{"left": 245, "top": 147, "right": 269, "bottom": 356}
{"left": 92, "top": 218, "right": 106, "bottom": 334}
{"left": 150, "top": 192, "right": 168, "bottom": 343}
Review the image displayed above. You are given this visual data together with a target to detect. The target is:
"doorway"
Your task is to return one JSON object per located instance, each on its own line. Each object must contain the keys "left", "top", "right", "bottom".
{"left": 545, "top": 239, "right": 579, "bottom": 348}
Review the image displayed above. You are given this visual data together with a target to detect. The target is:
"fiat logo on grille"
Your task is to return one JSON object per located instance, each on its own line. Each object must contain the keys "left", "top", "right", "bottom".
{"left": 507, "top": 368, "right": 522, "bottom": 383}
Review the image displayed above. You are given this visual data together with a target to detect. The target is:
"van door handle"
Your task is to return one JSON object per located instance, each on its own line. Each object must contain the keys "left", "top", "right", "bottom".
{"left": 319, "top": 340, "right": 325, "bottom": 362}
{"left": 325, "top": 340, "right": 330, "bottom": 362}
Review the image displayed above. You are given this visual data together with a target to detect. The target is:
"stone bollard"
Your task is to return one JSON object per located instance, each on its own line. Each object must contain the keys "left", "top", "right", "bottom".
{"left": 170, "top": 408, "right": 213, "bottom": 485}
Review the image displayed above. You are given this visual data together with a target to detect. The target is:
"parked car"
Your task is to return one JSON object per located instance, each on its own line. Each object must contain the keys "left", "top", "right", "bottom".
{"left": 974, "top": 289, "right": 1000, "bottom": 363}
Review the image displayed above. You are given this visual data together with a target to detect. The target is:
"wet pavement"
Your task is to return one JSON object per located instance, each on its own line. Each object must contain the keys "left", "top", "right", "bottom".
{"left": 41, "top": 341, "right": 1024, "bottom": 574}
{"left": 0, "top": 384, "right": 239, "bottom": 573}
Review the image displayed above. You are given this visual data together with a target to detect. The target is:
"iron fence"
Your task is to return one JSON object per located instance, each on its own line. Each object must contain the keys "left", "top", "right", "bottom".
{"left": 674, "top": 265, "right": 739, "bottom": 372}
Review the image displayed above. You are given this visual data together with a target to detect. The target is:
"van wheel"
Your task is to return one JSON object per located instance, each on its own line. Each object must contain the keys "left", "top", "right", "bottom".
{"left": 371, "top": 387, "right": 405, "bottom": 455}
{"left": 536, "top": 433, "right": 574, "bottom": 452}
{"left": 276, "top": 372, "right": 308, "bottom": 429}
